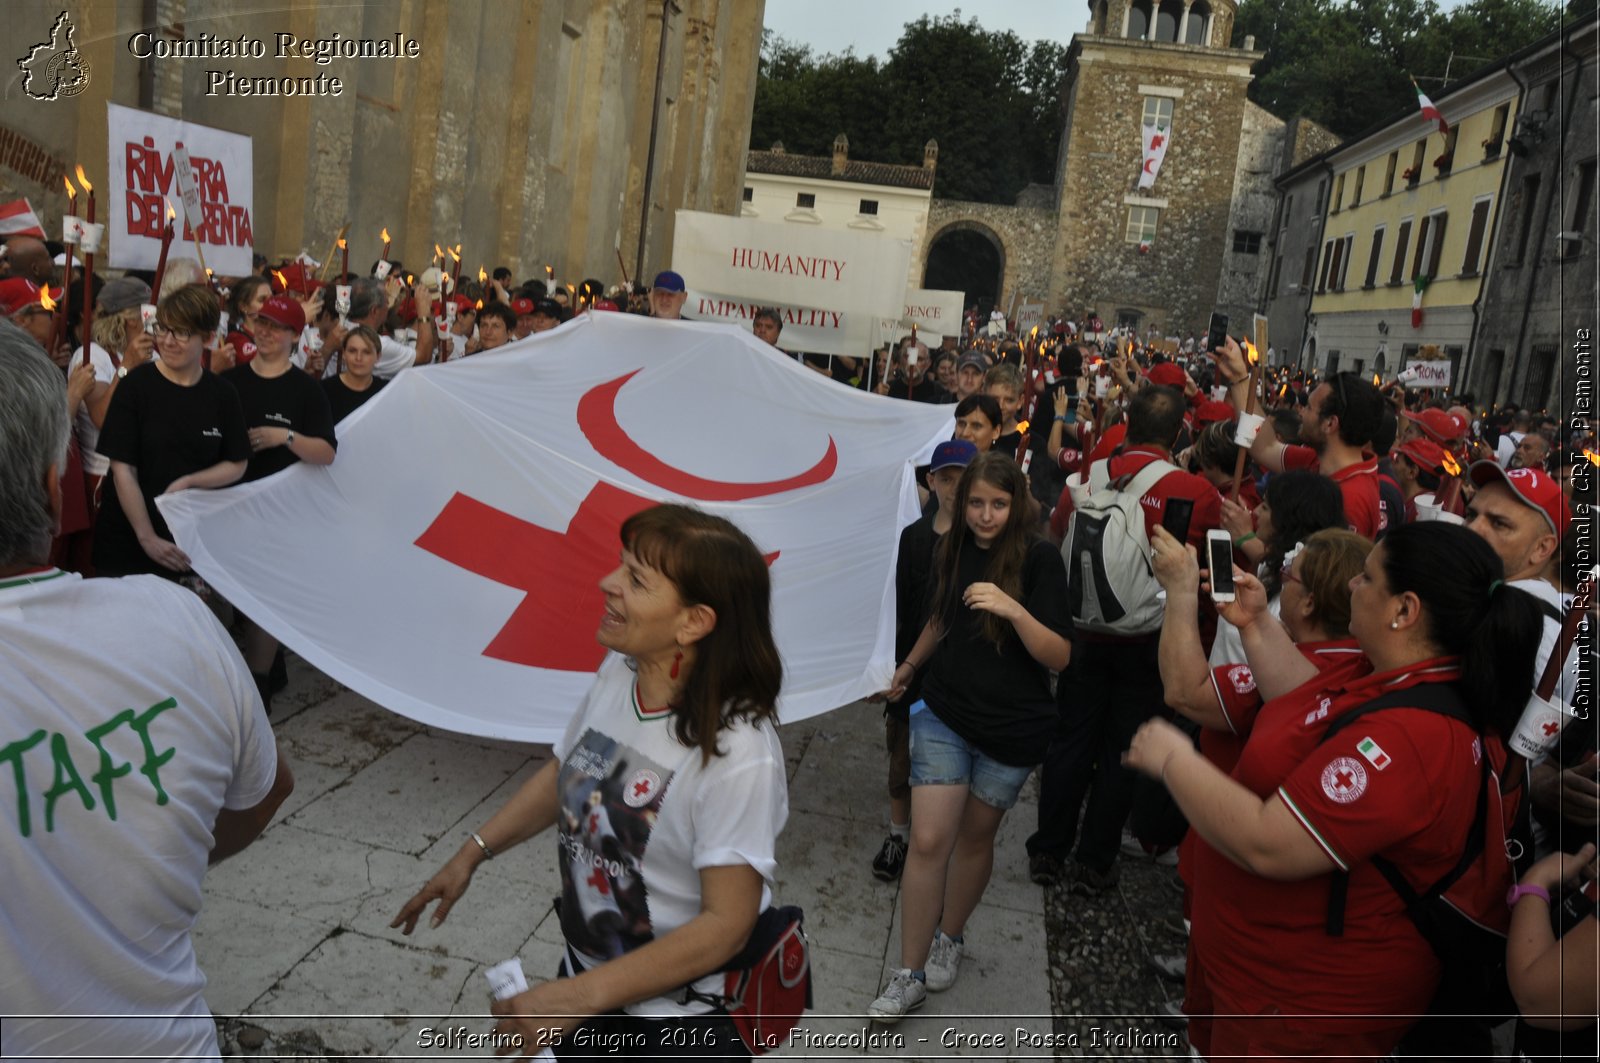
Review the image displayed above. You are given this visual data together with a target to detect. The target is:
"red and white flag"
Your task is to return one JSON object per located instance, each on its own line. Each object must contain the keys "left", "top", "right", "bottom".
{"left": 1138, "top": 120, "right": 1172, "bottom": 190}
{"left": 0, "top": 199, "right": 46, "bottom": 239}
{"left": 1412, "top": 80, "right": 1449, "bottom": 135}
{"left": 160, "top": 313, "right": 953, "bottom": 743}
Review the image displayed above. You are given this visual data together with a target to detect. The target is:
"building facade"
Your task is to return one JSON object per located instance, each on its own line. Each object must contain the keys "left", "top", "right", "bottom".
{"left": 2, "top": 0, "right": 764, "bottom": 283}
{"left": 1468, "top": 15, "right": 1599, "bottom": 411}
{"left": 742, "top": 135, "right": 936, "bottom": 290}
{"left": 1301, "top": 69, "right": 1520, "bottom": 384}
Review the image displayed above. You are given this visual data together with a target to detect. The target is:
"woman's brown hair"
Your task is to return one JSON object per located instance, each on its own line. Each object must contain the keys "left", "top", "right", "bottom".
{"left": 1295, "top": 528, "right": 1372, "bottom": 638}
{"left": 157, "top": 284, "right": 221, "bottom": 336}
{"left": 931, "top": 451, "right": 1036, "bottom": 647}
{"left": 621, "top": 504, "right": 783, "bottom": 764}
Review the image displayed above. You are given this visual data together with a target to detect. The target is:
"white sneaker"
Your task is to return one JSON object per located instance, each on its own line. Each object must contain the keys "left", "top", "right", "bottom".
{"left": 867, "top": 968, "right": 927, "bottom": 1023}
{"left": 924, "top": 932, "right": 964, "bottom": 992}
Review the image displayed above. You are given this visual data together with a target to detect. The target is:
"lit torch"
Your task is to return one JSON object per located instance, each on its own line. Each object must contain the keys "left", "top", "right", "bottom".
{"left": 380, "top": 227, "right": 391, "bottom": 264}
{"left": 1439, "top": 450, "right": 1463, "bottom": 512}
{"left": 1230, "top": 338, "right": 1263, "bottom": 501}
{"left": 449, "top": 244, "right": 462, "bottom": 290}
{"left": 338, "top": 236, "right": 349, "bottom": 282}
{"left": 54, "top": 175, "right": 77, "bottom": 357}
{"left": 75, "top": 165, "right": 96, "bottom": 367}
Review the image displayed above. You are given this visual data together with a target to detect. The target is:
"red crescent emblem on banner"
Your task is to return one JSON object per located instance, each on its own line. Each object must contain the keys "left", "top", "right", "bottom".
{"left": 1143, "top": 159, "right": 1156, "bottom": 174}
{"left": 577, "top": 370, "right": 838, "bottom": 500}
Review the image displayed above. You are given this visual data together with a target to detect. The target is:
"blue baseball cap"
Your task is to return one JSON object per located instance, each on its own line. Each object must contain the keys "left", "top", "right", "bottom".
{"left": 652, "top": 270, "right": 686, "bottom": 293}
{"left": 929, "top": 439, "right": 978, "bottom": 473}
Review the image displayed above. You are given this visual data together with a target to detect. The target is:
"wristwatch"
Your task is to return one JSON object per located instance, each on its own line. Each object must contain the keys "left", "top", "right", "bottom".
{"left": 1506, "top": 883, "right": 1551, "bottom": 906}
{"left": 116, "top": 365, "right": 128, "bottom": 379}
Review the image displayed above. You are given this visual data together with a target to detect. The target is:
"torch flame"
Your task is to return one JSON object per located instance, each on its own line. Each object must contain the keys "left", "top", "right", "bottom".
{"left": 1016, "top": 420, "right": 1030, "bottom": 434}
{"left": 1031, "top": 325, "right": 1039, "bottom": 339}
{"left": 1442, "top": 452, "right": 1461, "bottom": 477}
{"left": 1372, "top": 373, "right": 1381, "bottom": 387}
{"left": 1584, "top": 449, "right": 1600, "bottom": 467}
{"left": 475, "top": 299, "right": 484, "bottom": 310}
{"left": 63, "top": 174, "right": 76, "bottom": 197}
{"left": 272, "top": 269, "right": 288, "bottom": 289}
{"left": 434, "top": 243, "right": 444, "bottom": 259}
{"left": 380, "top": 227, "right": 390, "bottom": 243}
{"left": 165, "top": 199, "right": 176, "bottom": 222}
{"left": 478, "top": 266, "right": 487, "bottom": 283}
{"left": 74, "top": 165, "right": 91, "bottom": 193}
{"left": 448, "top": 245, "right": 461, "bottom": 264}
{"left": 40, "top": 287, "right": 56, "bottom": 312}
{"left": 1243, "top": 339, "right": 1259, "bottom": 365}
{"left": 545, "top": 264, "right": 553, "bottom": 275}
{"left": 337, "top": 237, "right": 347, "bottom": 251}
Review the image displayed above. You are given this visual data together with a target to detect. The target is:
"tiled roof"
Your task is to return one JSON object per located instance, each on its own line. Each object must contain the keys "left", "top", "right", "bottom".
{"left": 747, "top": 150, "right": 935, "bottom": 191}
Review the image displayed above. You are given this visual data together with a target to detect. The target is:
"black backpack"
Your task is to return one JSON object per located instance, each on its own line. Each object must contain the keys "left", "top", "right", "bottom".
{"left": 1318, "top": 684, "right": 1518, "bottom": 1039}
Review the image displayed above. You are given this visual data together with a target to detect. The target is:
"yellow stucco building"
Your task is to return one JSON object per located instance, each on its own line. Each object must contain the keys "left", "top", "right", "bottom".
{"left": 1302, "top": 67, "right": 1518, "bottom": 386}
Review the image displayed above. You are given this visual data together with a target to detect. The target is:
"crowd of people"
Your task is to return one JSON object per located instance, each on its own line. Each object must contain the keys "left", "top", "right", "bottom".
{"left": 1, "top": 213, "right": 1596, "bottom": 1061}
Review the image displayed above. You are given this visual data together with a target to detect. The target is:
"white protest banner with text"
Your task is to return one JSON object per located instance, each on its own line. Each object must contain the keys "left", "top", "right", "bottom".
{"left": 673, "top": 210, "right": 910, "bottom": 318}
{"left": 685, "top": 289, "right": 874, "bottom": 357}
{"left": 1398, "top": 359, "right": 1453, "bottom": 388}
{"left": 878, "top": 288, "right": 965, "bottom": 344}
{"left": 1015, "top": 302, "right": 1045, "bottom": 333}
{"left": 107, "top": 102, "right": 254, "bottom": 275}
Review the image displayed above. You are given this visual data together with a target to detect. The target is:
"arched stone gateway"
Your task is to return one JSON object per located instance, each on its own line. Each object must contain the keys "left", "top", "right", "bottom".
{"left": 920, "top": 199, "right": 1057, "bottom": 314}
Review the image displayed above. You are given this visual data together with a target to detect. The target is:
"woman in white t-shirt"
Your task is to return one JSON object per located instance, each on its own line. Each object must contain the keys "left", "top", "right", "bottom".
{"left": 394, "top": 504, "right": 788, "bottom": 1059}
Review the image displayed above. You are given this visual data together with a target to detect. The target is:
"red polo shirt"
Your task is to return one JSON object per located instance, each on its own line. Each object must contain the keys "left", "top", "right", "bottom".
{"left": 1282, "top": 444, "right": 1385, "bottom": 538}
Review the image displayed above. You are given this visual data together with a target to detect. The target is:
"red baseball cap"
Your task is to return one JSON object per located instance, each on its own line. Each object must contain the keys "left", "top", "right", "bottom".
{"left": 1395, "top": 438, "right": 1448, "bottom": 476}
{"left": 1468, "top": 460, "right": 1570, "bottom": 536}
{"left": 256, "top": 294, "right": 306, "bottom": 334}
{"left": 0, "top": 278, "right": 57, "bottom": 316}
{"left": 1403, "top": 407, "right": 1468, "bottom": 445}
{"left": 511, "top": 297, "right": 536, "bottom": 316}
{"left": 1193, "top": 400, "right": 1235, "bottom": 426}
{"left": 1089, "top": 422, "right": 1127, "bottom": 465}
{"left": 1145, "top": 362, "right": 1187, "bottom": 390}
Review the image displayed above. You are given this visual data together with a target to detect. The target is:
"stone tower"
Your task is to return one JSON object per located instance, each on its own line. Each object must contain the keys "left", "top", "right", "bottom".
{"left": 1051, "top": 0, "right": 1256, "bottom": 334}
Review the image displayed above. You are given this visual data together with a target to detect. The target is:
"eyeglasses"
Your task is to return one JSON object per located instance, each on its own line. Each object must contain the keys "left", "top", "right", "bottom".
{"left": 1280, "top": 558, "right": 1302, "bottom": 585}
{"left": 152, "top": 323, "right": 197, "bottom": 342}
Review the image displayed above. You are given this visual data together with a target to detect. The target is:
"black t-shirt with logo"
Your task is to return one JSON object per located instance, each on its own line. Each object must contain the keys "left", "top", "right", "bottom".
{"left": 93, "top": 362, "right": 249, "bottom": 576}
{"left": 222, "top": 364, "right": 337, "bottom": 482}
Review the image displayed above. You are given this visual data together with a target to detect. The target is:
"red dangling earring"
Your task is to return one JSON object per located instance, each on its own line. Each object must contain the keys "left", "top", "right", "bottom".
{"left": 669, "top": 649, "right": 682, "bottom": 680}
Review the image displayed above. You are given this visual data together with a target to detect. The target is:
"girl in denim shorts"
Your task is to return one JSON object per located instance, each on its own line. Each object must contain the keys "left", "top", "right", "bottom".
{"left": 868, "top": 452, "right": 1073, "bottom": 1022}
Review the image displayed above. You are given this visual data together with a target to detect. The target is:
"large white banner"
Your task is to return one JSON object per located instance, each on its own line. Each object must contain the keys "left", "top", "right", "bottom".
{"left": 160, "top": 314, "right": 952, "bottom": 744}
{"left": 672, "top": 210, "right": 911, "bottom": 318}
{"left": 685, "top": 288, "right": 874, "bottom": 356}
{"left": 107, "top": 102, "right": 254, "bottom": 276}
{"left": 878, "top": 288, "right": 966, "bottom": 345}
{"left": 1138, "top": 118, "right": 1171, "bottom": 191}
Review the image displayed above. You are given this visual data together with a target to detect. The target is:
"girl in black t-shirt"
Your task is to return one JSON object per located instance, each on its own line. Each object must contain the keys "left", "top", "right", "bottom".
{"left": 322, "top": 325, "right": 387, "bottom": 422}
{"left": 93, "top": 286, "right": 249, "bottom": 580}
{"left": 869, "top": 452, "right": 1072, "bottom": 1022}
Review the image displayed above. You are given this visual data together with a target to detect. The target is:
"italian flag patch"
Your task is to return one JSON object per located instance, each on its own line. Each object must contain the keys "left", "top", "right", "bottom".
{"left": 1357, "top": 737, "right": 1391, "bottom": 770}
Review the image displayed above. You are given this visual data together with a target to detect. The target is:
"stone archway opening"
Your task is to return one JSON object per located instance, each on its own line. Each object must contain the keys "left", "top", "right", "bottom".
{"left": 923, "top": 223, "right": 1005, "bottom": 314}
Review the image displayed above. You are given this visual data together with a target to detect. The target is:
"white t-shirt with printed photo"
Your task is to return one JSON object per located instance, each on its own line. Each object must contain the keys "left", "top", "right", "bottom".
{"left": 0, "top": 569, "right": 279, "bottom": 1061}
{"left": 553, "top": 652, "right": 788, "bottom": 1018}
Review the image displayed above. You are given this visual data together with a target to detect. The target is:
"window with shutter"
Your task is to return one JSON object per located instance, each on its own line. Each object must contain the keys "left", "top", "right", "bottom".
{"left": 1390, "top": 219, "right": 1412, "bottom": 285}
{"left": 1460, "top": 198, "right": 1491, "bottom": 275}
{"left": 1364, "top": 226, "right": 1386, "bottom": 289}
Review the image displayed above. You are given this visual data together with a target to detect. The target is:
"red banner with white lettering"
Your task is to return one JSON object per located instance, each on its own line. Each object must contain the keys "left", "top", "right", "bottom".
{"left": 159, "top": 314, "right": 952, "bottom": 743}
{"left": 107, "top": 102, "right": 254, "bottom": 275}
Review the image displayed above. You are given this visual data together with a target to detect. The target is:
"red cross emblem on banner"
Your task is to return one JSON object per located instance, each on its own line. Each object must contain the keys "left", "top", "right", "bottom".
{"left": 413, "top": 371, "right": 822, "bottom": 670}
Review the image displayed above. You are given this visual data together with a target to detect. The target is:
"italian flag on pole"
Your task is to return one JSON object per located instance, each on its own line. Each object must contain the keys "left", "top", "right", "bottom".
{"left": 1412, "top": 275, "right": 1430, "bottom": 328}
{"left": 1412, "top": 78, "right": 1449, "bottom": 135}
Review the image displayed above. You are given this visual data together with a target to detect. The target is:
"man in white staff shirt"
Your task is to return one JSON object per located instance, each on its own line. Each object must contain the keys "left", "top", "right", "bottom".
{"left": 0, "top": 321, "right": 294, "bottom": 1060}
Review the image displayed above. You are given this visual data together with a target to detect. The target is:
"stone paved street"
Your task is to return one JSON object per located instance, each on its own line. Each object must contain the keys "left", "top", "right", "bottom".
{"left": 200, "top": 654, "right": 1190, "bottom": 1060}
